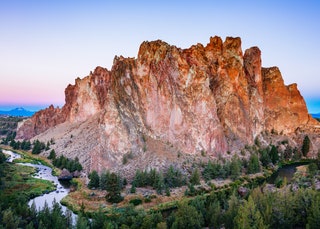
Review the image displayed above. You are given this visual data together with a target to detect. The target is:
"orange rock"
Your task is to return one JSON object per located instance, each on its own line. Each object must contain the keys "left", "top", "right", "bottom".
{"left": 16, "top": 36, "right": 318, "bottom": 173}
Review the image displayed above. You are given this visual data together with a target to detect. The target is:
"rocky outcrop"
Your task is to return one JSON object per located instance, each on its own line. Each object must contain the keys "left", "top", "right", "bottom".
{"left": 17, "top": 36, "right": 317, "bottom": 174}
{"left": 17, "top": 67, "right": 112, "bottom": 139}
{"left": 262, "top": 67, "right": 317, "bottom": 133}
{"left": 58, "top": 168, "right": 72, "bottom": 180}
{"left": 17, "top": 105, "right": 66, "bottom": 139}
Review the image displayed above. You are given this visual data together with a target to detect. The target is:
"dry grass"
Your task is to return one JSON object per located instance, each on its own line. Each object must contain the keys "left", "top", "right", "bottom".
{"left": 61, "top": 175, "right": 191, "bottom": 213}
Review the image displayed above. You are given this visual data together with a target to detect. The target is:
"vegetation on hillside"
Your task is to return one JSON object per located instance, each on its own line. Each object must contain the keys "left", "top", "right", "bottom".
{"left": 1, "top": 129, "right": 83, "bottom": 174}
{"left": 1, "top": 116, "right": 320, "bottom": 228}
{"left": 51, "top": 154, "right": 83, "bottom": 173}
{"left": 50, "top": 158, "right": 320, "bottom": 228}
{"left": 1, "top": 140, "right": 320, "bottom": 228}
{"left": 0, "top": 149, "right": 58, "bottom": 228}
{"left": 0, "top": 116, "right": 24, "bottom": 137}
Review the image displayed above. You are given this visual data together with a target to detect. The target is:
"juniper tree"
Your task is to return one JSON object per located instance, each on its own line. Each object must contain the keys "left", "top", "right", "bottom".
{"left": 247, "top": 154, "right": 260, "bottom": 174}
{"left": 234, "top": 196, "right": 267, "bottom": 229}
{"left": 302, "top": 135, "right": 311, "bottom": 157}
{"left": 106, "top": 172, "right": 123, "bottom": 203}
{"left": 190, "top": 168, "right": 201, "bottom": 185}
{"left": 88, "top": 170, "right": 100, "bottom": 189}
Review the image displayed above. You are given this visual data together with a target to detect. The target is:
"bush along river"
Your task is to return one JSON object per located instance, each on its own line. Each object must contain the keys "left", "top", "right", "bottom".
{"left": 3, "top": 150, "right": 77, "bottom": 221}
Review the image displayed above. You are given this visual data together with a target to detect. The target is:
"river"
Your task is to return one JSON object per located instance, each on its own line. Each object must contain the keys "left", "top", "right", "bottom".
{"left": 268, "top": 164, "right": 296, "bottom": 184}
{"left": 3, "top": 150, "right": 77, "bottom": 221}
{"left": 4, "top": 149, "right": 21, "bottom": 162}
{"left": 268, "top": 162, "right": 309, "bottom": 184}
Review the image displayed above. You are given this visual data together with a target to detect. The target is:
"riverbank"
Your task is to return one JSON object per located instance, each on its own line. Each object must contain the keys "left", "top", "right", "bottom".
{"left": 61, "top": 161, "right": 314, "bottom": 215}
{"left": 1, "top": 145, "right": 315, "bottom": 216}
{"left": 0, "top": 144, "right": 60, "bottom": 175}
{"left": 0, "top": 156, "right": 56, "bottom": 207}
{"left": 60, "top": 170, "right": 270, "bottom": 215}
{"left": 0, "top": 148, "right": 77, "bottom": 228}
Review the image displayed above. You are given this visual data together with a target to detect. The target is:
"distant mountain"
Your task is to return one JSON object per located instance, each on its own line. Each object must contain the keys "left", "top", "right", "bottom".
{"left": 311, "top": 113, "right": 320, "bottom": 118}
{"left": 0, "top": 107, "right": 35, "bottom": 117}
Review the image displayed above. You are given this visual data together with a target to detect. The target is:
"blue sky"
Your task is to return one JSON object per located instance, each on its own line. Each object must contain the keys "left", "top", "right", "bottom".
{"left": 0, "top": 1, "right": 319, "bottom": 113}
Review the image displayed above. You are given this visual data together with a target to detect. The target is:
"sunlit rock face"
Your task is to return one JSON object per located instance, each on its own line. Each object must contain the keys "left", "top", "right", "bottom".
{"left": 17, "top": 36, "right": 316, "bottom": 173}
{"left": 16, "top": 105, "right": 66, "bottom": 139}
{"left": 262, "top": 67, "right": 317, "bottom": 133}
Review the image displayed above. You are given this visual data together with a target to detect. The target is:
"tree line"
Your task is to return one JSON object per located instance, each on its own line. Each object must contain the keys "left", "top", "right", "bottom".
{"left": 0, "top": 116, "right": 24, "bottom": 136}
{"left": 86, "top": 136, "right": 314, "bottom": 207}
{"left": 1, "top": 185, "right": 320, "bottom": 228}
{"left": 71, "top": 158, "right": 320, "bottom": 229}
{"left": 88, "top": 170, "right": 124, "bottom": 203}
{"left": 87, "top": 165, "right": 192, "bottom": 201}
{"left": 47, "top": 150, "right": 83, "bottom": 173}
{"left": 1, "top": 131, "right": 55, "bottom": 154}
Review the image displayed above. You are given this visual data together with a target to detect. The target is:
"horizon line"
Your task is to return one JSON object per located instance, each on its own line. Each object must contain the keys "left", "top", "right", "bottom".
{"left": 0, "top": 103, "right": 319, "bottom": 115}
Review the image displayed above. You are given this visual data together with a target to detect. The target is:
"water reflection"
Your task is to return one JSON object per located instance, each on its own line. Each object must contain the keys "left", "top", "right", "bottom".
{"left": 268, "top": 164, "right": 300, "bottom": 184}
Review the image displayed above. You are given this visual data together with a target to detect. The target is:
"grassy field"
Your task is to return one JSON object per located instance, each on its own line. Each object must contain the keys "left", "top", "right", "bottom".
{"left": 0, "top": 156, "right": 56, "bottom": 207}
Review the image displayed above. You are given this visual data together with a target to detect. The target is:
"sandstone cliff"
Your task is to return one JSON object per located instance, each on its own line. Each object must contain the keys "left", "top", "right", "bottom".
{"left": 17, "top": 36, "right": 318, "bottom": 174}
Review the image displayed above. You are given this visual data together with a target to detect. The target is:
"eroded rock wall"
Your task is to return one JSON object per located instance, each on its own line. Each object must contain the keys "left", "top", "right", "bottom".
{"left": 17, "top": 36, "right": 316, "bottom": 173}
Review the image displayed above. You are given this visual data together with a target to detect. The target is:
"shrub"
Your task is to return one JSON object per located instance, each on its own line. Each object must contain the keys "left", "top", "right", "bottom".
{"left": 308, "top": 163, "right": 318, "bottom": 176}
{"left": 190, "top": 168, "right": 201, "bottom": 185}
{"left": 122, "top": 155, "right": 128, "bottom": 165}
{"left": 130, "top": 183, "right": 136, "bottom": 193}
{"left": 275, "top": 176, "right": 283, "bottom": 188}
{"left": 129, "top": 198, "right": 142, "bottom": 206}
{"left": 144, "top": 197, "right": 152, "bottom": 203}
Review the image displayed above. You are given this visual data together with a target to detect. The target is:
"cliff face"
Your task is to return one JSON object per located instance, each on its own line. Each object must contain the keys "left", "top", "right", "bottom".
{"left": 17, "top": 36, "right": 317, "bottom": 173}
{"left": 262, "top": 67, "right": 315, "bottom": 132}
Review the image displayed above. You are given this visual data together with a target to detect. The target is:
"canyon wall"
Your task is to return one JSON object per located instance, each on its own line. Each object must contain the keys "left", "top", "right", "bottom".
{"left": 17, "top": 36, "right": 317, "bottom": 173}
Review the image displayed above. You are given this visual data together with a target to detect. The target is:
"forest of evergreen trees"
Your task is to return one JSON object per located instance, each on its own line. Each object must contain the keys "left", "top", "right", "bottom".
{"left": 1, "top": 131, "right": 320, "bottom": 228}
{"left": 1, "top": 143, "right": 320, "bottom": 229}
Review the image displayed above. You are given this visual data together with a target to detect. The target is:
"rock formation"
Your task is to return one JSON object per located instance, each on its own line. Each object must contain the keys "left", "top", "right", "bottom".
{"left": 17, "top": 36, "right": 318, "bottom": 174}
{"left": 58, "top": 168, "right": 73, "bottom": 181}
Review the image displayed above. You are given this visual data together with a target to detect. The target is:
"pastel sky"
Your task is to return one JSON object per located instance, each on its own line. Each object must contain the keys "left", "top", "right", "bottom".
{"left": 0, "top": 1, "right": 320, "bottom": 113}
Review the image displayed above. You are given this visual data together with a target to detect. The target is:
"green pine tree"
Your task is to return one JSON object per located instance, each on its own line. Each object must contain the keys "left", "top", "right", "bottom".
{"left": 230, "top": 155, "right": 241, "bottom": 179}
{"left": 234, "top": 196, "right": 267, "bottom": 229}
{"left": 171, "top": 202, "right": 203, "bottom": 229}
{"left": 302, "top": 135, "right": 311, "bottom": 157}
{"left": 206, "top": 200, "right": 222, "bottom": 229}
{"left": 76, "top": 213, "right": 90, "bottom": 229}
{"left": 0, "top": 150, "right": 6, "bottom": 163}
{"left": 190, "top": 168, "right": 201, "bottom": 185}
{"left": 106, "top": 173, "right": 123, "bottom": 203}
{"left": 48, "top": 149, "right": 56, "bottom": 160}
{"left": 270, "top": 145, "right": 279, "bottom": 164}
{"left": 224, "top": 192, "right": 240, "bottom": 229}
{"left": 88, "top": 170, "right": 100, "bottom": 189}
{"left": 247, "top": 154, "right": 260, "bottom": 174}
